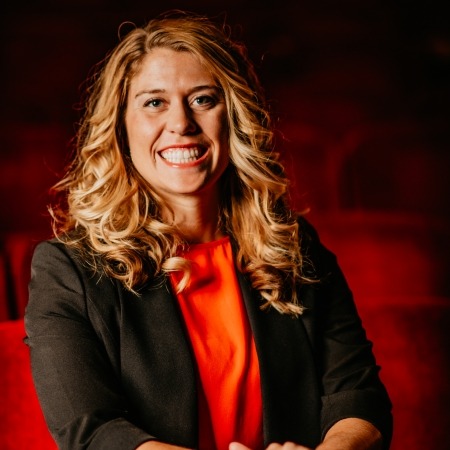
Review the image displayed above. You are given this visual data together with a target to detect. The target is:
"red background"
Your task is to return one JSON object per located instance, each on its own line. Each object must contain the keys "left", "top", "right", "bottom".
{"left": 0, "top": 1, "right": 449, "bottom": 449}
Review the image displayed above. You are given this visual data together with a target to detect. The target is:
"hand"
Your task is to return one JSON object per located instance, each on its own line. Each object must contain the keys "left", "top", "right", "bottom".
{"left": 229, "top": 418, "right": 382, "bottom": 450}
{"left": 229, "top": 442, "right": 312, "bottom": 450}
{"left": 136, "top": 441, "right": 192, "bottom": 450}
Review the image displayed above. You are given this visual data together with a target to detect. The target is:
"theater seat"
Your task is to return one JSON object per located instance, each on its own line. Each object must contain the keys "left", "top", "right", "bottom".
{"left": 0, "top": 319, "right": 56, "bottom": 449}
{"left": 0, "top": 233, "right": 44, "bottom": 321}
{"left": 357, "top": 295, "right": 450, "bottom": 450}
{"left": 0, "top": 217, "right": 449, "bottom": 449}
{"left": 2, "top": 303, "right": 448, "bottom": 450}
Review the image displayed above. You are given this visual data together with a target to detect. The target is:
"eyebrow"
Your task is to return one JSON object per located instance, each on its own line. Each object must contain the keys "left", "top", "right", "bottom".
{"left": 134, "top": 85, "right": 221, "bottom": 99}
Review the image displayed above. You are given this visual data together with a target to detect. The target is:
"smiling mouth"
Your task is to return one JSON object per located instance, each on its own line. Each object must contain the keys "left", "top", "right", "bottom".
{"left": 160, "top": 147, "right": 206, "bottom": 165}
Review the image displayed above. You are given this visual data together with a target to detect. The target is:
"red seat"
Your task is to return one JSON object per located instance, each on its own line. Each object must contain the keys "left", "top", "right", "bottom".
{"left": 357, "top": 295, "right": 450, "bottom": 450}
{"left": 0, "top": 232, "right": 46, "bottom": 321}
{"left": 0, "top": 319, "right": 56, "bottom": 449}
{"left": 0, "top": 251, "right": 9, "bottom": 321}
{"left": 1, "top": 217, "right": 449, "bottom": 449}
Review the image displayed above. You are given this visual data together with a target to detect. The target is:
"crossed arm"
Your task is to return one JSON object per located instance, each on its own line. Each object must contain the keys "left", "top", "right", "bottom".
{"left": 136, "top": 417, "right": 382, "bottom": 450}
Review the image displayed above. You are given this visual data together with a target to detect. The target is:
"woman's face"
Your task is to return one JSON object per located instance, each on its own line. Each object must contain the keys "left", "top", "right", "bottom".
{"left": 125, "top": 47, "right": 230, "bottom": 204}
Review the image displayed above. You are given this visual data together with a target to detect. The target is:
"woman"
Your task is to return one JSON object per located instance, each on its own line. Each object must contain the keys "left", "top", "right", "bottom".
{"left": 25, "top": 13, "right": 392, "bottom": 450}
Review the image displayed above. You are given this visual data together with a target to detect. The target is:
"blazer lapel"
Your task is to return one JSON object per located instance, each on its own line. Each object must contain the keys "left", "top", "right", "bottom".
{"left": 131, "top": 267, "right": 321, "bottom": 447}
{"left": 236, "top": 271, "right": 321, "bottom": 447}
{"left": 122, "top": 276, "right": 198, "bottom": 447}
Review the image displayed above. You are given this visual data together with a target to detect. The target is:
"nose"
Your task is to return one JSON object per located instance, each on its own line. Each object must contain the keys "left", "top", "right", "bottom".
{"left": 165, "top": 102, "right": 198, "bottom": 135}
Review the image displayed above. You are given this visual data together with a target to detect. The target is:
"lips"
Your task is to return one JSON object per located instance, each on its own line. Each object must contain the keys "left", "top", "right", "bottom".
{"left": 159, "top": 145, "right": 207, "bottom": 165}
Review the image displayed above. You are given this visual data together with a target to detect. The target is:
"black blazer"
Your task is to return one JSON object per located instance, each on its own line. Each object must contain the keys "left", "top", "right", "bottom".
{"left": 25, "top": 220, "right": 392, "bottom": 450}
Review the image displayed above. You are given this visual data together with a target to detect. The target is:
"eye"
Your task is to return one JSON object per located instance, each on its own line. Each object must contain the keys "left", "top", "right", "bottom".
{"left": 191, "top": 95, "right": 216, "bottom": 109}
{"left": 143, "top": 98, "right": 164, "bottom": 108}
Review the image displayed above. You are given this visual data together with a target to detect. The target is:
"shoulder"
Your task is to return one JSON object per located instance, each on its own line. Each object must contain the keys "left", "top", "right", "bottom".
{"left": 297, "top": 216, "right": 337, "bottom": 280}
{"left": 32, "top": 238, "right": 87, "bottom": 280}
{"left": 27, "top": 238, "right": 129, "bottom": 344}
{"left": 32, "top": 237, "right": 103, "bottom": 282}
{"left": 297, "top": 216, "right": 319, "bottom": 254}
{"left": 32, "top": 238, "right": 76, "bottom": 266}
{"left": 29, "top": 237, "right": 120, "bottom": 313}
{"left": 296, "top": 216, "right": 356, "bottom": 324}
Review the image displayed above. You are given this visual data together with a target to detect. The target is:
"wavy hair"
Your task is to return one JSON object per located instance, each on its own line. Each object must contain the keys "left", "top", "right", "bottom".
{"left": 51, "top": 12, "right": 309, "bottom": 315}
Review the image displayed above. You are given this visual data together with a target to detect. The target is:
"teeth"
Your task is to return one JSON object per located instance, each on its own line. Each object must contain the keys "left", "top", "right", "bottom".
{"left": 161, "top": 148, "right": 201, "bottom": 164}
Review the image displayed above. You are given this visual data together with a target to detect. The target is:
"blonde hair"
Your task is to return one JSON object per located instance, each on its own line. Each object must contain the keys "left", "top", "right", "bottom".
{"left": 52, "top": 12, "right": 309, "bottom": 315}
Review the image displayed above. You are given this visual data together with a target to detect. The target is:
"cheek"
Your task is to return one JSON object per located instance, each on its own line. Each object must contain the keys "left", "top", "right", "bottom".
{"left": 125, "top": 107, "right": 156, "bottom": 142}
{"left": 125, "top": 124, "right": 150, "bottom": 170}
{"left": 125, "top": 114, "right": 143, "bottom": 149}
{"left": 124, "top": 112, "right": 137, "bottom": 150}
{"left": 128, "top": 149, "right": 143, "bottom": 176}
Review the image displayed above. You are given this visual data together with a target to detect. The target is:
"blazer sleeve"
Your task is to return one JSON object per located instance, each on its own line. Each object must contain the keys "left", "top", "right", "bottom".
{"left": 299, "top": 219, "right": 393, "bottom": 448}
{"left": 25, "top": 240, "right": 154, "bottom": 450}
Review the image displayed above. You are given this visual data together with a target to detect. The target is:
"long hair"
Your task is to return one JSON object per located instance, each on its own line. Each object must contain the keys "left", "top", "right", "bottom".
{"left": 51, "top": 12, "right": 309, "bottom": 315}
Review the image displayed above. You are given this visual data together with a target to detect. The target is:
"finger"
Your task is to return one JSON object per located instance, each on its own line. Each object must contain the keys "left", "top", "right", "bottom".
{"left": 229, "top": 443, "right": 252, "bottom": 450}
{"left": 267, "top": 443, "right": 312, "bottom": 450}
{"left": 281, "top": 443, "right": 299, "bottom": 450}
{"left": 283, "top": 444, "right": 312, "bottom": 450}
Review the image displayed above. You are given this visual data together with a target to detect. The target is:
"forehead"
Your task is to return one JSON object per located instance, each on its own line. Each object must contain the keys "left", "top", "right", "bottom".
{"left": 129, "top": 48, "right": 215, "bottom": 89}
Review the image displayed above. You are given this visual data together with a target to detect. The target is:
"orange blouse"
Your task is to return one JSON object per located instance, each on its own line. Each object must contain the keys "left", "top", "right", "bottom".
{"left": 170, "top": 237, "right": 263, "bottom": 450}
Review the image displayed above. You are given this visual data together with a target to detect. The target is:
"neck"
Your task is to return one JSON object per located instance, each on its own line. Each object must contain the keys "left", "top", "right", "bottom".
{"left": 161, "top": 190, "right": 225, "bottom": 244}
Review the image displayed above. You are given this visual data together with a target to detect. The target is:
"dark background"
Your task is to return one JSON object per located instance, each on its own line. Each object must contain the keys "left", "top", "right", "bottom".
{"left": 0, "top": 1, "right": 449, "bottom": 448}
{"left": 1, "top": 0, "right": 449, "bottom": 232}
